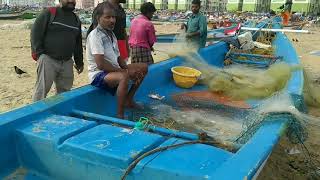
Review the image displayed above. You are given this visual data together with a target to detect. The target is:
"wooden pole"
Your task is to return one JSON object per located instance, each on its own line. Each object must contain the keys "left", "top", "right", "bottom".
{"left": 240, "top": 27, "right": 310, "bottom": 33}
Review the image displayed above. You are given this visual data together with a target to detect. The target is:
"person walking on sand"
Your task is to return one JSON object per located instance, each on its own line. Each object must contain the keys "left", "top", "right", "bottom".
{"left": 129, "top": 2, "right": 157, "bottom": 65}
{"left": 30, "top": 0, "right": 83, "bottom": 101}
{"left": 86, "top": 2, "right": 148, "bottom": 119}
{"left": 181, "top": 0, "right": 207, "bottom": 49}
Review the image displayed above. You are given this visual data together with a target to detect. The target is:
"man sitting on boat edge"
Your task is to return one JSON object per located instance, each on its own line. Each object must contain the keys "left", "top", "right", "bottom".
{"left": 86, "top": 2, "right": 148, "bottom": 119}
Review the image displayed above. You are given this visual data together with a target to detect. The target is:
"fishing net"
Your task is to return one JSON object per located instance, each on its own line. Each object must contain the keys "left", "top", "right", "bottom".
{"left": 229, "top": 46, "right": 275, "bottom": 56}
{"left": 128, "top": 97, "right": 246, "bottom": 152}
{"left": 177, "top": 52, "right": 299, "bottom": 100}
{"left": 255, "top": 23, "right": 276, "bottom": 45}
{"left": 164, "top": 30, "right": 298, "bottom": 100}
{"left": 228, "top": 23, "right": 276, "bottom": 56}
{"left": 128, "top": 91, "right": 317, "bottom": 153}
{"left": 303, "top": 69, "right": 320, "bottom": 107}
{"left": 234, "top": 92, "right": 309, "bottom": 144}
{"left": 129, "top": 51, "right": 304, "bottom": 151}
{"left": 132, "top": 30, "right": 319, "bottom": 156}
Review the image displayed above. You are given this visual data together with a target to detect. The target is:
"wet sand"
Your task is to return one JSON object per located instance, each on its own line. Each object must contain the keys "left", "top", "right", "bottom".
{"left": 0, "top": 20, "right": 320, "bottom": 179}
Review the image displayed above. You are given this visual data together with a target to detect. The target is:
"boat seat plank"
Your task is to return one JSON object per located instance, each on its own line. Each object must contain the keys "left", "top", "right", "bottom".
{"left": 16, "top": 114, "right": 97, "bottom": 145}
{"left": 133, "top": 138, "right": 233, "bottom": 179}
{"left": 71, "top": 109, "right": 199, "bottom": 140}
{"left": 15, "top": 114, "right": 97, "bottom": 176}
{"left": 59, "top": 124, "right": 166, "bottom": 168}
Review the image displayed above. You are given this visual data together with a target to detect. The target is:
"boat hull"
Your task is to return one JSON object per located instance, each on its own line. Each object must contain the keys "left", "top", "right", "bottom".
{"left": 0, "top": 17, "right": 305, "bottom": 180}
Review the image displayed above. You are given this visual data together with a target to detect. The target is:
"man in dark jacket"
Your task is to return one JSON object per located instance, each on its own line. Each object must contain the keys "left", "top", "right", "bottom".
{"left": 31, "top": 0, "right": 83, "bottom": 101}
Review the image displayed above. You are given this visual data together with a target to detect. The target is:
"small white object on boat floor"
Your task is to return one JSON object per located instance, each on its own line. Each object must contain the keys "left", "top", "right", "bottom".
{"left": 253, "top": 41, "right": 272, "bottom": 49}
{"left": 287, "top": 147, "right": 301, "bottom": 155}
{"left": 148, "top": 94, "right": 165, "bottom": 100}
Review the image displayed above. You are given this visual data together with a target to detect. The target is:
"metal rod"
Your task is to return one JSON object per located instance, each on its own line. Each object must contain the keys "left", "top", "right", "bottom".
{"left": 241, "top": 27, "right": 310, "bottom": 33}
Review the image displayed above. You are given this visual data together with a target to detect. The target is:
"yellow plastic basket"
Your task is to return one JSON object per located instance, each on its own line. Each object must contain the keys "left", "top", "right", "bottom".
{"left": 171, "top": 66, "right": 202, "bottom": 88}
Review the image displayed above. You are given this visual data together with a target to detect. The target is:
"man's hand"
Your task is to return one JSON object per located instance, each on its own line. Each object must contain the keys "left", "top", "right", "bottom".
{"left": 186, "top": 32, "right": 200, "bottom": 38}
{"left": 186, "top": 33, "right": 193, "bottom": 38}
{"left": 74, "top": 64, "right": 84, "bottom": 74}
{"left": 180, "top": 23, "right": 187, "bottom": 30}
{"left": 127, "top": 66, "right": 144, "bottom": 84}
{"left": 118, "top": 57, "right": 128, "bottom": 69}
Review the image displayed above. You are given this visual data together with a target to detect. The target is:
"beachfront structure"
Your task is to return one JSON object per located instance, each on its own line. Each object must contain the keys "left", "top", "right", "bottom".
{"left": 0, "top": 0, "right": 227, "bottom": 11}
{"left": 227, "top": 0, "right": 316, "bottom": 13}
{"left": 127, "top": 0, "right": 227, "bottom": 10}
{"left": 1, "top": 0, "right": 55, "bottom": 6}
{"left": 270, "top": 0, "right": 310, "bottom": 13}
{"left": 76, "top": 0, "right": 94, "bottom": 9}
{"left": 308, "top": 0, "right": 320, "bottom": 15}
{"left": 94, "top": 0, "right": 103, "bottom": 7}
{"left": 127, "top": 0, "right": 167, "bottom": 9}
{"left": 167, "top": 0, "right": 186, "bottom": 10}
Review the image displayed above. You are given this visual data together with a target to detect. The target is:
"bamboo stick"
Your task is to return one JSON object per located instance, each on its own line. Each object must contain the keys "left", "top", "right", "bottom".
{"left": 241, "top": 27, "right": 310, "bottom": 33}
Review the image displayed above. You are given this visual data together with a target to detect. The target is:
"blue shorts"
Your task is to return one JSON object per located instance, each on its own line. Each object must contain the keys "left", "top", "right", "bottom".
{"left": 91, "top": 71, "right": 117, "bottom": 96}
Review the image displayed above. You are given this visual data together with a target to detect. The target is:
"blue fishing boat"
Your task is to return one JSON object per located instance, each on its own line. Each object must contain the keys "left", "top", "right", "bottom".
{"left": 0, "top": 17, "right": 305, "bottom": 180}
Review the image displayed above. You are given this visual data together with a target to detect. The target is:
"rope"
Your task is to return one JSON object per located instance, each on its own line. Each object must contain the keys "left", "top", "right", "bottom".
{"left": 120, "top": 140, "right": 218, "bottom": 180}
{"left": 294, "top": 127, "right": 320, "bottom": 178}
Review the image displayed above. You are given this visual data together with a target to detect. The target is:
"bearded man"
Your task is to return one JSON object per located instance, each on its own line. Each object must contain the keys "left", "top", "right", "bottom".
{"left": 31, "top": 0, "right": 84, "bottom": 101}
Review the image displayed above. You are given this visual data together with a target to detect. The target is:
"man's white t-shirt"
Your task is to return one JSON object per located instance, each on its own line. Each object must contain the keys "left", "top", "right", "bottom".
{"left": 86, "top": 26, "right": 121, "bottom": 83}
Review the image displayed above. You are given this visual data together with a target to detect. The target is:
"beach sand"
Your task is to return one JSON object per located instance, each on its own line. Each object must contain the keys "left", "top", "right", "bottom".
{"left": 0, "top": 20, "right": 180, "bottom": 113}
{"left": 258, "top": 25, "right": 320, "bottom": 180}
{"left": 0, "top": 20, "right": 320, "bottom": 179}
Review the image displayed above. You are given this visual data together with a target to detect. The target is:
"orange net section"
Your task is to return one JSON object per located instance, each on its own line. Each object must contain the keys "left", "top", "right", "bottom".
{"left": 172, "top": 91, "right": 251, "bottom": 109}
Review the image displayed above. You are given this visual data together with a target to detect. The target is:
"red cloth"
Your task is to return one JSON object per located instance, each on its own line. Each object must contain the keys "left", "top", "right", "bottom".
{"left": 224, "top": 23, "right": 241, "bottom": 35}
{"left": 282, "top": 11, "right": 290, "bottom": 26}
{"left": 31, "top": 52, "right": 38, "bottom": 61}
{"left": 224, "top": 21, "right": 232, "bottom": 27}
{"left": 117, "top": 40, "right": 129, "bottom": 59}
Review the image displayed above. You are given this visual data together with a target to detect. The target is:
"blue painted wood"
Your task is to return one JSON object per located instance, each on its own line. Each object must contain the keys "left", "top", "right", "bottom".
{"left": 59, "top": 124, "right": 165, "bottom": 168}
{"left": 71, "top": 109, "right": 199, "bottom": 140}
{"left": 15, "top": 115, "right": 97, "bottom": 175}
{"left": 134, "top": 138, "right": 233, "bottom": 180}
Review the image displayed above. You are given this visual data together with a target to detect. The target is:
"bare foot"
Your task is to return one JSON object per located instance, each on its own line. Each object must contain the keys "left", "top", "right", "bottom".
{"left": 125, "top": 101, "right": 143, "bottom": 109}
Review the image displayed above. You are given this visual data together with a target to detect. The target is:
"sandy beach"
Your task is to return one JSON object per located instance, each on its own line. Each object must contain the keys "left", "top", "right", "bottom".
{"left": 259, "top": 25, "right": 320, "bottom": 180}
{"left": 0, "top": 19, "right": 320, "bottom": 179}
{"left": 0, "top": 20, "right": 180, "bottom": 113}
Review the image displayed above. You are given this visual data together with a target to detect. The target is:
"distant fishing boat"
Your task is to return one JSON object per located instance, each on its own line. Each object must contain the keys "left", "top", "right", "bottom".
{"left": 156, "top": 23, "right": 240, "bottom": 43}
{"left": 0, "top": 16, "right": 305, "bottom": 180}
{"left": 0, "top": 10, "right": 37, "bottom": 20}
{"left": 0, "top": 11, "right": 22, "bottom": 19}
